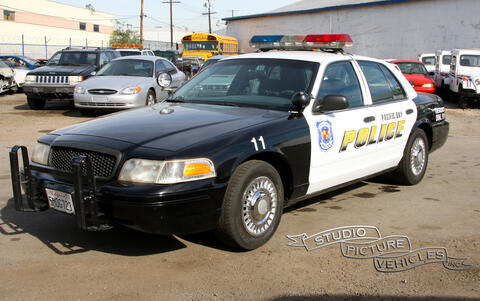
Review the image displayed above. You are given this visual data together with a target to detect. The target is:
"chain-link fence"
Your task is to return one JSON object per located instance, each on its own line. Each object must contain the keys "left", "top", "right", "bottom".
{"left": 0, "top": 34, "right": 180, "bottom": 59}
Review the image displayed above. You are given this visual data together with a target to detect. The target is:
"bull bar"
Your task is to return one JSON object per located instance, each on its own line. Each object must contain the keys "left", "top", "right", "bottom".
{"left": 9, "top": 145, "right": 111, "bottom": 231}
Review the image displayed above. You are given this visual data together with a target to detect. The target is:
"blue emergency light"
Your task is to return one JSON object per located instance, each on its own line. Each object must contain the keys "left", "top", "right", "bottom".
{"left": 249, "top": 34, "right": 353, "bottom": 51}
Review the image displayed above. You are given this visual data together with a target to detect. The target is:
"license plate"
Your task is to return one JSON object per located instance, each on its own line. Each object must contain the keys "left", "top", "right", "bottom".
{"left": 45, "top": 188, "right": 75, "bottom": 215}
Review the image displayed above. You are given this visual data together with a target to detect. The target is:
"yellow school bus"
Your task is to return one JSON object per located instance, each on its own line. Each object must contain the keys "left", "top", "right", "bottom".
{"left": 181, "top": 33, "right": 238, "bottom": 61}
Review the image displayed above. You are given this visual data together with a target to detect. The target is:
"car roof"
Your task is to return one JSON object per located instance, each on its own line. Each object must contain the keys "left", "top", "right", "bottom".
{"left": 112, "top": 55, "right": 166, "bottom": 62}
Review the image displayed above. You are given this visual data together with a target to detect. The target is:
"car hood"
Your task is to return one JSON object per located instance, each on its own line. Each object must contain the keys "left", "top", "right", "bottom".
{"left": 80, "top": 76, "right": 150, "bottom": 90}
{"left": 403, "top": 73, "right": 433, "bottom": 84}
{"left": 52, "top": 103, "right": 285, "bottom": 152}
{"left": 28, "top": 65, "right": 95, "bottom": 76}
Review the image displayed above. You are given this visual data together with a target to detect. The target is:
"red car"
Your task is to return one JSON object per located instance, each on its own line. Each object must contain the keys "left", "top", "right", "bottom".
{"left": 392, "top": 60, "right": 435, "bottom": 93}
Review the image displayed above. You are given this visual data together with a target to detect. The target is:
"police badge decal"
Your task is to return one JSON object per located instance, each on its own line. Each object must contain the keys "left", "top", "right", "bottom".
{"left": 317, "top": 120, "right": 334, "bottom": 151}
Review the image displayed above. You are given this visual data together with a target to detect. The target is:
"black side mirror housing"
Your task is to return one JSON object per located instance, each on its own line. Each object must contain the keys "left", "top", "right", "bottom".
{"left": 316, "top": 95, "right": 349, "bottom": 112}
{"left": 291, "top": 92, "right": 311, "bottom": 112}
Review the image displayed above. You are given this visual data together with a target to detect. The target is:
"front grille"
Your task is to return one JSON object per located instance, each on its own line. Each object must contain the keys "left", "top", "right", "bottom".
{"left": 36, "top": 75, "right": 69, "bottom": 84}
{"left": 88, "top": 89, "right": 117, "bottom": 95}
{"left": 50, "top": 147, "right": 117, "bottom": 179}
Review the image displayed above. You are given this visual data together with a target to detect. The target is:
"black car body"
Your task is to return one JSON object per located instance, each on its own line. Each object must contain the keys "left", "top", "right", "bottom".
{"left": 10, "top": 49, "right": 449, "bottom": 250}
{"left": 22, "top": 48, "right": 120, "bottom": 110}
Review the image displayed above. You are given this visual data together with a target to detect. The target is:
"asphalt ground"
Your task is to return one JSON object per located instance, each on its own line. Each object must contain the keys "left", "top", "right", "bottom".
{"left": 0, "top": 93, "right": 479, "bottom": 300}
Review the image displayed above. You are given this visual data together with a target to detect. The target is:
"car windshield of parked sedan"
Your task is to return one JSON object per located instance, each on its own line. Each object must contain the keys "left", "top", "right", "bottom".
{"left": 169, "top": 58, "right": 319, "bottom": 111}
{"left": 47, "top": 52, "right": 97, "bottom": 66}
{"left": 96, "top": 59, "right": 154, "bottom": 77}
{"left": 460, "top": 55, "right": 480, "bottom": 67}
{"left": 396, "top": 62, "right": 428, "bottom": 75}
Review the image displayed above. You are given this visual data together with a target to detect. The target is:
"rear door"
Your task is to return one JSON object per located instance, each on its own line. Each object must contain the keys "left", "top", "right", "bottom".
{"left": 356, "top": 60, "right": 417, "bottom": 170}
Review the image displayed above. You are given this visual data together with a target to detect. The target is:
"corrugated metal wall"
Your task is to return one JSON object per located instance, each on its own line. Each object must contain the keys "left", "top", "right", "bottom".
{"left": 226, "top": 0, "right": 480, "bottom": 59}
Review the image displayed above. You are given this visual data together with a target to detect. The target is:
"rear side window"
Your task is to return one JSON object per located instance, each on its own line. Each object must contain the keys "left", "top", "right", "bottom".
{"left": 317, "top": 61, "right": 363, "bottom": 109}
{"left": 358, "top": 61, "right": 405, "bottom": 103}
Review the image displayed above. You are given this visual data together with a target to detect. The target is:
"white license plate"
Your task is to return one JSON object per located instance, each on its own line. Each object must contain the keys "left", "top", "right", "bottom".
{"left": 45, "top": 188, "right": 75, "bottom": 215}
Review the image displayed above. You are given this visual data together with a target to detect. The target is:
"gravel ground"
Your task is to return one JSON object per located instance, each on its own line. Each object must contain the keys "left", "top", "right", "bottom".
{"left": 0, "top": 94, "right": 479, "bottom": 301}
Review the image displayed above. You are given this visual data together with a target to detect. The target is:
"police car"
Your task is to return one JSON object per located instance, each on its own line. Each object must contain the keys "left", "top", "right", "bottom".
{"left": 10, "top": 34, "right": 449, "bottom": 250}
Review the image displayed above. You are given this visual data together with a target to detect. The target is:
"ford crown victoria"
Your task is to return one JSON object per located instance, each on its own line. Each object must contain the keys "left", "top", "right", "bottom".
{"left": 10, "top": 35, "right": 449, "bottom": 250}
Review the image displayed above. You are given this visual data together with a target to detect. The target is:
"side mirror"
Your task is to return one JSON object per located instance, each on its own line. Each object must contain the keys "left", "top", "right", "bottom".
{"left": 316, "top": 95, "right": 349, "bottom": 112}
{"left": 291, "top": 92, "right": 311, "bottom": 112}
{"left": 90, "top": 71, "right": 96, "bottom": 76}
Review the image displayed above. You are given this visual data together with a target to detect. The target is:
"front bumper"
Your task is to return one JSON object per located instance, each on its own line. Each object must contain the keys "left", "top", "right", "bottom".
{"left": 23, "top": 84, "right": 74, "bottom": 99}
{"left": 74, "top": 93, "right": 146, "bottom": 109}
{"left": 10, "top": 145, "right": 226, "bottom": 234}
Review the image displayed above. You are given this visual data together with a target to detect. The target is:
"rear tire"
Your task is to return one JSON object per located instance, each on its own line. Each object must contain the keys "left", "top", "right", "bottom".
{"left": 216, "top": 160, "right": 284, "bottom": 250}
{"left": 395, "top": 129, "right": 429, "bottom": 185}
{"left": 27, "top": 96, "right": 45, "bottom": 110}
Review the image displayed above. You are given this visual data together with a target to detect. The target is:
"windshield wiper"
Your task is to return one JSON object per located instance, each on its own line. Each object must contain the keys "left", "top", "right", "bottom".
{"left": 166, "top": 97, "right": 184, "bottom": 103}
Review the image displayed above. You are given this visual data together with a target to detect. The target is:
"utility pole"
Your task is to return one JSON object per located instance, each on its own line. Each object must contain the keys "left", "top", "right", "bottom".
{"left": 163, "top": 0, "right": 180, "bottom": 48}
{"left": 231, "top": 9, "right": 238, "bottom": 17}
{"left": 202, "top": 0, "right": 216, "bottom": 34}
{"left": 140, "top": 0, "right": 144, "bottom": 44}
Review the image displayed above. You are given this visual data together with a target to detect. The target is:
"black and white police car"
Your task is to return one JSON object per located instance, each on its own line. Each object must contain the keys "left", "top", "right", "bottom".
{"left": 10, "top": 34, "right": 449, "bottom": 250}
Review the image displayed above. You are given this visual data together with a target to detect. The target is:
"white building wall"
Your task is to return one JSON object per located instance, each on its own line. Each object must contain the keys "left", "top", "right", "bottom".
{"left": 0, "top": 0, "right": 114, "bottom": 58}
{"left": 226, "top": 0, "right": 480, "bottom": 59}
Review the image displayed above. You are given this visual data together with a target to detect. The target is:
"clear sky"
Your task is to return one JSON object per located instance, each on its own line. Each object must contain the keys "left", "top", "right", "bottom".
{"left": 52, "top": 0, "right": 299, "bottom": 33}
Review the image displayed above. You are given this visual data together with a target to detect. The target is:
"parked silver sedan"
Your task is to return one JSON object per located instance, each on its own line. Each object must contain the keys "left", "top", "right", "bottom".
{"left": 74, "top": 55, "right": 186, "bottom": 115}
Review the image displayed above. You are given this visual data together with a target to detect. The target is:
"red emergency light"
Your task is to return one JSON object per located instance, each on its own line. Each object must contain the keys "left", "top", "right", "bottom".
{"left": 249, "top": 34, "right": 353, "bottom": 51}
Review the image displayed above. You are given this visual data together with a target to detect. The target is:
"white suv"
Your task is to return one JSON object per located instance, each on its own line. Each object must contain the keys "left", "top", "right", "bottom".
{"left": 449, "top": 49, "right": 480, "bottom": 108}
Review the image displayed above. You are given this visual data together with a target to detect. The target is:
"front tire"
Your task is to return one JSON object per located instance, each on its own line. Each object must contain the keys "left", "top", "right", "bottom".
{"left": 145, "top": 90, "right": 156, "bottom": 106}
{"left": 27, "top": 96, "right": 45, "bottom": 110}
{"left": 217, "top": 160, "right": 284, "bottom": 250}
{"left": 396, "top": 129, "right": 429, "bottom": 185}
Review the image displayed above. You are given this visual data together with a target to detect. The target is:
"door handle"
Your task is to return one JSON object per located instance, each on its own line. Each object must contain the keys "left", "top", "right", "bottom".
{"left": 363, "top": 116, "right": 375, "bottom": 123}
{"left": 406, "top": 109, "right": 414, "bottom": 115}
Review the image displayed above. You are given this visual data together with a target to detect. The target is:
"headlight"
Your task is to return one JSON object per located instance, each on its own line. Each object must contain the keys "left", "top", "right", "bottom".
{"left": 119, "top": 158, "right": 216, "bottom": 184}
{"left": 157, "top": 72, "right": 172, "bottom": 88}
{"left": 120, "top": 86, "right": 142, "bottom": 95}
{"left": 422, "top": 83, "right": 434, "bottom": 88}
{"left": 68, "top": 76, "right": 84, "bottom": 85}
{"left": 31, "top": 142, "right": 50, "bottom": 165}
{"left": 24, "top": 75, "right": 36, "bottom": 83}
{"left": 74, "top": 85, "right": 86, "bottom": 94}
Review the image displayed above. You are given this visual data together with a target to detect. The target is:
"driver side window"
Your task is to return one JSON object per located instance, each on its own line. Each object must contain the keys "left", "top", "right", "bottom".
{"left": 315, "top": 61, "right": 363, "bottom": 111}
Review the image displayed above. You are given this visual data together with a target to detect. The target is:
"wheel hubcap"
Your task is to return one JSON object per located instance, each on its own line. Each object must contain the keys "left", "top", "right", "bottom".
{"left": 147, "top": 94, "right": 154, "bottom": 105}
{"left": 410, "top": 137, "right": 426, "bottom": 176}
{"left": 242, "top": 176, "right": 277, "bottom": 236}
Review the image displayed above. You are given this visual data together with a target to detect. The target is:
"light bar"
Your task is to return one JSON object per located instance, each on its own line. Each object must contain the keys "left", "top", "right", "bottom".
{"left": 249, "top": 34, "right": 353, "bottom": 51}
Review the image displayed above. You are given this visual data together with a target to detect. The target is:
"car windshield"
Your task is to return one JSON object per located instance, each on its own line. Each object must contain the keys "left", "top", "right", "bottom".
{"left": 460, "top": 55, "right": 480, "bottom": 67}
{"left": 0, "top": 60, "right": 10, "bottom": 69}
{"left": 396, "top": 62, "right": 428, "bottom": 75}
{"left": 201, "top": 58, "right": 219, "bottom": 70}
{"left": 21, "top": 56, "right": 38, "bottom": 65}
{"left": 118, "top": 50, "right": 141, "bottom": 56}
{"left": 421, "top": 56, "right": 435, "bottom": 65}
{"left": 47, "top": 51, "right": 97, "bottom": 66}
{"left": 97, "top": 59, "right": 154, "bottom": 77}
{"left": 154, "top": 51, "right": 175, "bottom": 61}
{"left": 183, "top": 41, "right": 218, "bottom": 51}
{"left": 170, "top": 58, "right": 319, "bottom": 111}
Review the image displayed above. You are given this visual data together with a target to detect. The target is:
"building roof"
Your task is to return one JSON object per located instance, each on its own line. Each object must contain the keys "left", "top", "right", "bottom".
{"left": 223, "top": 0, "right": 411, "bottom": 22}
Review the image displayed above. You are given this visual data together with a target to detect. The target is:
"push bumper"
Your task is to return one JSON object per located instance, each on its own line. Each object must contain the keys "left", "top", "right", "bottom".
{"left": 10, "top": 145, "right": 225, "bottom": 234}
{"left": 23, "top": 85, "right": 74, "bottom": 99}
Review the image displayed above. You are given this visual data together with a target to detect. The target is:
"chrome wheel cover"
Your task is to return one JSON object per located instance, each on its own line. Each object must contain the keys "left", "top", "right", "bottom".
{"left": 242, "top": 176, "right": 278, "bottom": 236}
{"left": 146, "top": 93, "right": 155, "bottom": 106}
{"left": 410, "top": 137, "right": 426, "bottom": 176}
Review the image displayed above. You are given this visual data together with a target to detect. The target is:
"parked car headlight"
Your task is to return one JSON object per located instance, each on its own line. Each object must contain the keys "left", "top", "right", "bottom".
{"left": 120, "top": 86, "right": 142, "bottom": 94}
{"left": 422, "top": 83, "right": 434, "bottom": 88}
{"left": 24, "top": 75, "right": 36, "bottom": 84}
{"left": 74, "top": 86, "right": 86, "bottom": 94}
{"left": 31, "top": 142, "right": 51, "bottom": 165}
{"left": 68, "top": 76, "right": 84, "bottom": 85}
{"left": 119, "top": 158, "right": 216, "bottom": 184}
